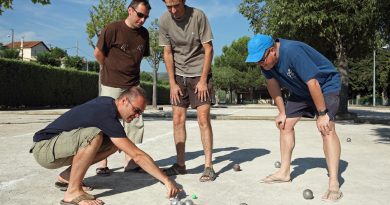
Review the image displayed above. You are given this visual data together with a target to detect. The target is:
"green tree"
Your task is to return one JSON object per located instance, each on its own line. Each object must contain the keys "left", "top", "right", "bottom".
{"left": 141, "top": 71, "right": 153, "bottom": 82}
{"left": 88, "top": 61, "right": 100, "bottom": 73}
{"left": 64, "top": 56, "right": 84, "bottom": 70}
{"left": 36, "top": 52, "right": 61, "bottom": 67}
{"left": 0, "top": 48, "right": 19, "bottom": 59}
{"left": 212, "top": 66, "right": 240, "bottom": 103}
{"left": 214, "top": 36, "right": 265, "bottom": 102}
{"left": 239, "top": 0, "right": 389, "bottom": 114}
{"left": 0, "top": 0, "right": 50, "bottom": 15}
{"left": 145, "top": 18, "right": 163, "bottom": 109}
{"left": 86, "top": 0, "right": 127, "bottom": 49}
{"left": 50, "top": 47, "right": 68, "bottom": 59}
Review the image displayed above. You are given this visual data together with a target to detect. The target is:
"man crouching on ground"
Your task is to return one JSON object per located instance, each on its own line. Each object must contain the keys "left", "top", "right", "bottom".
{"left": 30, "top": 87, "right": 179, "bottom": 205}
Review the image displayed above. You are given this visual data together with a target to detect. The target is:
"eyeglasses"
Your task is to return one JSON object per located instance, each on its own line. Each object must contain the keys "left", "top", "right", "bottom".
{"left": 131, "top": 6, "right": 149, "bottom": 19}
{"left": 258, "top": 48, "right": 271, "bottom": 64}
{"left": 126, "top": 98, "right": 143, "bottom": 115}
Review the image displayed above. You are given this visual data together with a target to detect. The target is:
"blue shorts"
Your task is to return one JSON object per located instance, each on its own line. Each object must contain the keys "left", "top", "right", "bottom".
{"left": 285, "top": 91, "right": 340, "bottom": 121}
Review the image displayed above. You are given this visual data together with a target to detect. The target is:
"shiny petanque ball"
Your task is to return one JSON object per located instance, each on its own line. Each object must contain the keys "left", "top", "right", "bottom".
{"left": 183, "top": 199, "right": 194, "bottom": 205}
{"left": 347, "top": 138, "right": 351, "bottom": 142}
{"left": 274, "top": 161, "right": 281, "bottom": 168}
{"left": 239, "top": 203, "right": 248, "bottom": 205}
{"left": 303, "top": 189, "right": 314, "bottom": 200}
{"left": 233, "top": 164, "right": 241, "bottom": 171}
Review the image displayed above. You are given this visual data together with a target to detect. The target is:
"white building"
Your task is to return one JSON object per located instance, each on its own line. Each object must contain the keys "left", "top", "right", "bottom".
{"left": 5, "top": 41, "right": 50, "bottom": 61}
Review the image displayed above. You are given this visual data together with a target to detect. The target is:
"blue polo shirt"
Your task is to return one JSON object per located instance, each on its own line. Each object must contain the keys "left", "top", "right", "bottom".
{"left": 261, "top": 39, "right": 341, "bottom": 99}
{"left": 33, "top": 96, "right": 126, "bottom": 142}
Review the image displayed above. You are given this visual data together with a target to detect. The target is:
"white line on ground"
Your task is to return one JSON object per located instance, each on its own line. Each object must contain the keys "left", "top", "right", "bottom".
{"left": 11, "top": 133, "right": 35, "bottom": 138}
{"left": 138, "top": 121, "right": 198, "bottom": 147}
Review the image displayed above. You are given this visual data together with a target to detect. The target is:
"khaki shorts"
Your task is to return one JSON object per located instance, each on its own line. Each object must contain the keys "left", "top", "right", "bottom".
{"left": 174, "top": 74, "right": 216, "bottom": 109}
{"left": 31, "top": 127, "right": 113, "bottom": 169}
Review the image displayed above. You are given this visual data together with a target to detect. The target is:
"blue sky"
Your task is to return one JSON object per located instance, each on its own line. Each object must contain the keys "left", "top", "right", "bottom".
{"left": 0, "top": 0, "right": 254, "bottom": 72}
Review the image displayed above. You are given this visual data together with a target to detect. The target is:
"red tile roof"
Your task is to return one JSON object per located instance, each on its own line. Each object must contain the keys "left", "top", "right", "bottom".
{"left": 5, "top": 41, "right": 49, "bottom": 50}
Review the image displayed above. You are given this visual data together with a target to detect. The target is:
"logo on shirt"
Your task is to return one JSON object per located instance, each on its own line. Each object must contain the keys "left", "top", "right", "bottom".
{"left": 286, "top": 68, "right": 297, "bottom": 79}
{"left": 119, "top": 43, "right": 144, "bottom": 55}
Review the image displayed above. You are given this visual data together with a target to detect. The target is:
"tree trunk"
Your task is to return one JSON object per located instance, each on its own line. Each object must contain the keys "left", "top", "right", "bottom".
{"left": 336, "top": 43, "right": 349, "bottom": 115}
{"left": 382, "top": 90, "right": 388, "bottom": 105}
{"left": 152, "top": 66, "right": 158, "bottom": 109}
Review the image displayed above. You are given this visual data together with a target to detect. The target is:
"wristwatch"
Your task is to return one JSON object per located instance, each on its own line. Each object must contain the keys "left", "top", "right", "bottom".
{"left": 318, "top": 109, "right": 328, "bottom": 116}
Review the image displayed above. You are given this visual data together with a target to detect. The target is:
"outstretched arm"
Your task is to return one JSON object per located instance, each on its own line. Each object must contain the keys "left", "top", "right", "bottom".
{"left": 111, "top": 137, "right": 179, "bottom": 198}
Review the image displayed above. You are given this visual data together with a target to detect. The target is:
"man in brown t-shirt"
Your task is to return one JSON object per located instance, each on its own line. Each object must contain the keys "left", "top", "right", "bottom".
{"left": 94, "top": 0, "right": 151, "bottom": 176}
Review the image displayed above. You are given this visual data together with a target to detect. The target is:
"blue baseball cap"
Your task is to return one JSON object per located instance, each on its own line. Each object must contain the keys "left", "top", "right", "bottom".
{"left": 245, "top": 34, "right": 274, "bottom": 63}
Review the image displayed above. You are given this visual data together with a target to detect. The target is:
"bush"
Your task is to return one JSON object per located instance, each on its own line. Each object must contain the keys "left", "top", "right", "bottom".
{"left": 0, "top": 58, "right": 171, "bottom": 107}
{"left": 0, "top": 58, "right": 98, "bottom": 107}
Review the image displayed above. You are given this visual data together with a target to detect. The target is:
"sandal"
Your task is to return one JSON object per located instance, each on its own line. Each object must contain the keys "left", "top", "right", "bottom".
{"left": 199, "top": 167, "right": 217, "bottom": 182}
{"left": 163, "top": 163, "right": 187, "bottom": 176}
{"left": 55, "top": 181, "right": 93, "bottom": 191}
{"left": 96, "top": 167, "right": 110, "bottom": 176}
{"left": 60, "top": 193, "right": 104, "bottom": 205}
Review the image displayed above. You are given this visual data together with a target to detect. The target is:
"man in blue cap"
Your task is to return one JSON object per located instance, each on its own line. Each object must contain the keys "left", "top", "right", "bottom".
{"left": 246, "top": 34, "right": 343, "bottom": 202}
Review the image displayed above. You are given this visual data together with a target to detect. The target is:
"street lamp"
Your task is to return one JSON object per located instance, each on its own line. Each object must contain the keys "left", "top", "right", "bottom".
{"left": 7, "top": 29, "right": 14, "bottom": 48}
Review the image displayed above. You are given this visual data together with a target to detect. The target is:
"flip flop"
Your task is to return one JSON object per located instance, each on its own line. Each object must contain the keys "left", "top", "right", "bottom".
{"left": 55, "top": 181, "right": 93, "bottom": 191}
{"left": 260, "top": 175, "right": 291, "bottom": 184}
{"left": 60, "top": 193, "right": 104, "bottom": 205}
{"left": 321, "top": 189, "right": 343, "bottom": 202}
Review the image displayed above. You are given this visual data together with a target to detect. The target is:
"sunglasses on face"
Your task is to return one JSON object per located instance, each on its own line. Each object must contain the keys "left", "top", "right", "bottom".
{"left": 258, "top": 48, "right": 271, "bottom": 64}
{"left": 126, "top": 98, "right": 143, "bottom": 115}
{"left": 131, "top": 6, "right": 149, "bottom": 19}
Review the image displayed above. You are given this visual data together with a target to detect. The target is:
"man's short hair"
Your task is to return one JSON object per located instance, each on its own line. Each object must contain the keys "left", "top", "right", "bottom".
{"left": 129, "top": 0, "right": 151, "bottom": 10}
{"left": 119, "top": 87, "right": 146, "bottom": 102}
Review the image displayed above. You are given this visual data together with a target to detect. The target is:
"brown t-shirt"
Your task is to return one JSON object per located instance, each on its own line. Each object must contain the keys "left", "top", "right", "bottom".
{"left": 97, "top": 20, "right": 150, "bottom": 88}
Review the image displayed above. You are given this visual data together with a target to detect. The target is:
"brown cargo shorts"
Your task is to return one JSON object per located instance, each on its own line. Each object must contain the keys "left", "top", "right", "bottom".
{"left": 174, "top": 74, "right": 216, "bottom": 109}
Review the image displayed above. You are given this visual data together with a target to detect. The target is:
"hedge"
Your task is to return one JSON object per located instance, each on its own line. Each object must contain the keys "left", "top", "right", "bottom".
{"left": 0, "top": 58, "right": 170, "bottom": 108}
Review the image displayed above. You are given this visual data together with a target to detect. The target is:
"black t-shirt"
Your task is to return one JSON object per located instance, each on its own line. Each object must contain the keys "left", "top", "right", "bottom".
{"left": 33, "top": 97, "right": 126, "bottom": 142}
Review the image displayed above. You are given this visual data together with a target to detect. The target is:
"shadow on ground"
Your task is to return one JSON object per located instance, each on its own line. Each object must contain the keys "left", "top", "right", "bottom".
{"left": 290, "top": 157, "right": 348, "bottom": 186}
{"left": 156, "top": 147, "right": 270, "bottom": 179}
{"left": 373, "top": 127, "right": 390, "bottom": 144}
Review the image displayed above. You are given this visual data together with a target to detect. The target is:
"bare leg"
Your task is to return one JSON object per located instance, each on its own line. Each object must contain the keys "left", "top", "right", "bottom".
{"left": 172, "top": 106, "right": 187, "bottom": 166}
{"left": 59, "top": 145, "right": 118, "bottom": 182}
{"left": 196, "top": 104, "right": 213, "bottom": 168}
{"left": 265, "top": 117, "right": 300, "bottom": 181}
{"left": 63, "top": 132, "right": 107, "bottom": 205}
{"left": 322, "top": 121, "right": 342, "bottom": 201}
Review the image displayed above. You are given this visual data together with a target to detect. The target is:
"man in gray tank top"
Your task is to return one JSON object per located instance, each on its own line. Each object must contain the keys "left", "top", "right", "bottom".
{"left": 159, "top": 0, "right": 217, "bottom": 182}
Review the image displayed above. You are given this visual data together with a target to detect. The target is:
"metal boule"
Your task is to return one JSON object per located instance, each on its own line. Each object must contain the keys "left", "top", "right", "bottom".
{"left": 233, "top": 164, "right": 241, "bottom": 171}
{"left": 303, "top": 189, "right": 314, "bottom": 200}
{"left": 183, "top": 199, "right": 194, "bottom": 205}
{"left": 274, "top": 161, "right": 281, "bottom": 168}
